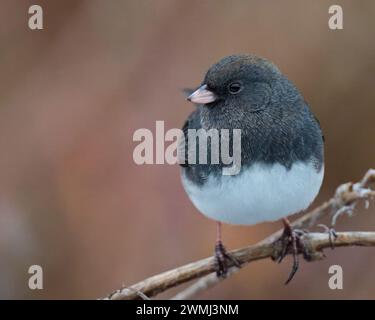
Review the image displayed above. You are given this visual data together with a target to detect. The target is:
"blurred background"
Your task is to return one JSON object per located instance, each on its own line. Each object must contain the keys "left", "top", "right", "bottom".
{"left": 0, "top": 0, "right": 374, "bottom": 299}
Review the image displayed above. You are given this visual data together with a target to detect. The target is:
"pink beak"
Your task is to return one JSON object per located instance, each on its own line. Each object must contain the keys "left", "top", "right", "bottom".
{"left": 187, "top": 84, "right": 217, "bottom": 104}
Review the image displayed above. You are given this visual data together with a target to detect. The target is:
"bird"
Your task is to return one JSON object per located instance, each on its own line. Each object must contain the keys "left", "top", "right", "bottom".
{"left": 179, "top": 54, "right": 324, "bottom": 283}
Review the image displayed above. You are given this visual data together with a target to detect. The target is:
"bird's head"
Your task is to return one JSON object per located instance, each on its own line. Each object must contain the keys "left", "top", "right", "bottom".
{"left": 187, "top": 54, "right": 298, "bottom": 116}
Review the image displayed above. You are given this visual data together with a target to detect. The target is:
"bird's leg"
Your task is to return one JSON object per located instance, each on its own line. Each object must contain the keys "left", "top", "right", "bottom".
{"left": 275, "top": 218, "right": 308, "bottom": 284}
{"left": 214, "top": 221, "right": 241, "bottom": 278}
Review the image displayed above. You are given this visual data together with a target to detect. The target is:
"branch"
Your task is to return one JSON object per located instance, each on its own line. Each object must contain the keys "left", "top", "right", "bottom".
{"left": 103, "top": 169, "right": 375, "bottom": 300}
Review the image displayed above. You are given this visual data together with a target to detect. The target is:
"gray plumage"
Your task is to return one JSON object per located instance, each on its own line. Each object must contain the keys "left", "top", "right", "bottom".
{"left": 181, "top": 54, "right": 324, "bottom": 185}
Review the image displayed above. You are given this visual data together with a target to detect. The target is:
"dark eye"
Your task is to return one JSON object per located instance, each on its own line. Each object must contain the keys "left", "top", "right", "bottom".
{"left": 228, "top": 82, "right": 243, "bottom": 94}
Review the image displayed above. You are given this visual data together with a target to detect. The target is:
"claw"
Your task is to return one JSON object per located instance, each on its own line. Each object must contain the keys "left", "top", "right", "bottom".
{"left": 274, "top": 218, "right": 308, "bottom": 285}
{"left": 214, "top": 242, "right": 240, "bottom": 278}
{"left": 284, "top": 230, "right": 299, "bottom": 285}
{"left": 276, "top": 234, "right": 290, "bottom": 264}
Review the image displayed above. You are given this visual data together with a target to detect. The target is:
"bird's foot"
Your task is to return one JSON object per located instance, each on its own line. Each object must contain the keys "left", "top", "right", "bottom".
{"left": 317, "top": 224, "right": 338, "bottom": 249}
{"left": 214, "top": 241, "right": 241, "bottom": 278}
{"left": 273, "top": 220, "right": 309, "bottom": 285}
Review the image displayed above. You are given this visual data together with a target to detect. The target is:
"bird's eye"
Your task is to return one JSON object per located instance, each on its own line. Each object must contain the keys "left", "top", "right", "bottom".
{"left": 228, "top": 82, "right": 243, "bottom": 94}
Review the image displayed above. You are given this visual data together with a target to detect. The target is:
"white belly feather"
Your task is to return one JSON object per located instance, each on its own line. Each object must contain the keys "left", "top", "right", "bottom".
{"left": 181, "top": 161, "right": 324, "bottom": 225}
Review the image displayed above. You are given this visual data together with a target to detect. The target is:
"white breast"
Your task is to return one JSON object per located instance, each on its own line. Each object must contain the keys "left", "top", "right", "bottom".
{"left": 181, "top": 161, "right": 324, "bottom": 225}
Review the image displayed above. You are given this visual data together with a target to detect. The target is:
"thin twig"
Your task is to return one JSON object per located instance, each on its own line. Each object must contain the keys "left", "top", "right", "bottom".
{"left": 171, "top": 267, "right": 239, "bottom": 300}
{"left": 172, "top": 170, "right": 375, "bottom": 299}
{"left": 103, "top": 169, "right": 375, "bottom": 300}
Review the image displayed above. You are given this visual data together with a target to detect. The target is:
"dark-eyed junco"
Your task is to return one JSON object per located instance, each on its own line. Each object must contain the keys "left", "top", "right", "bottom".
{"left": 180, "top": 54, "right": 324, "bottom": 283}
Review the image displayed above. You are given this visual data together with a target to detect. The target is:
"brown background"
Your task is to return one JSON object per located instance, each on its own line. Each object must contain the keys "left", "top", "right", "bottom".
{"left": 0, "top": 0, "right": 374, "bottom": 299}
